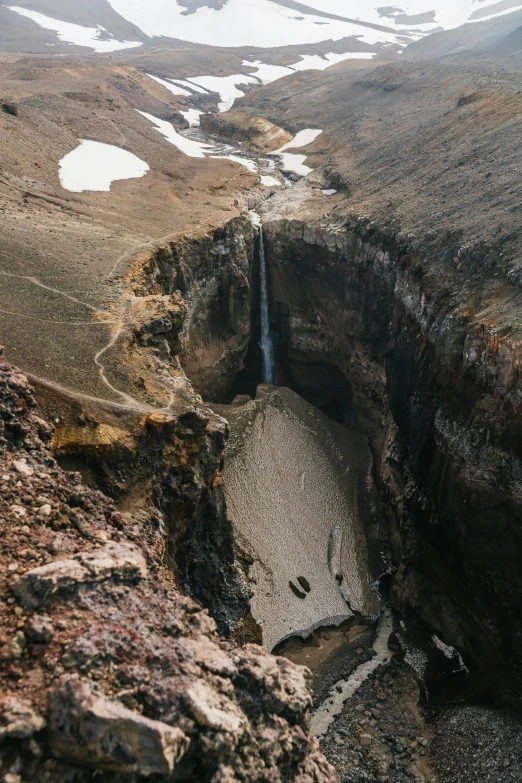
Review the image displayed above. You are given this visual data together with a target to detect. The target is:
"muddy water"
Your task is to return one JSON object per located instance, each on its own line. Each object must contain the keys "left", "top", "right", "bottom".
{"left": 212, "top": 385, "right": 384, "bottom": 651}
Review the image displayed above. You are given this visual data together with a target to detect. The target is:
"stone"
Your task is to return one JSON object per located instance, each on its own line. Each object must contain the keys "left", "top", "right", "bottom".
{"left": 7, "top": 631, "right": 26, "bottom": 660}
{"left": 11, "top": 543, "right": 147, "bottom": 607}
{"left": 1, "top": 101, "right": 18, "bottom": 116}
{"left": 183, "top": 680, "right": 246, "bottom": 734}
{"left": 360, "top": 733, "right": 373, "bottom": 747}
{"left": 49, "top": 676, "right": 189, "bottom": 775}
{"left": 184, "top": 636, "right": 238, "bottom": 677}
{"left": 13, "top": 460, "right": 34, "bottom": 478}
{"left": 0, "top": 697, "right": 46, "bottom": 740}
{"left": 37, "top": 504, "right": 52, "bottom": 519}
{"left": 24, "top": 615, "right": 54, "bottom": 644}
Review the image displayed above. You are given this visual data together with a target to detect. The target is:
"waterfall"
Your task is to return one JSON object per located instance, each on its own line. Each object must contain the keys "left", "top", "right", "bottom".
{"left": 259, "top": 225, "right": 274, "bottom": 384}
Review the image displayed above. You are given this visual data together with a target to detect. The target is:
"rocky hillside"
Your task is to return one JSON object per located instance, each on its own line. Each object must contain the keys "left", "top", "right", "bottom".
{"left": 0, "top": 356, "right": 336, "bottom": 782}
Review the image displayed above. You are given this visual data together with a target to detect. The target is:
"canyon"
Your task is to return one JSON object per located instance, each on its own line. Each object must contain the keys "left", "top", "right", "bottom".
{"left": 2, "top": 6, "right": 522, "bottom": 783}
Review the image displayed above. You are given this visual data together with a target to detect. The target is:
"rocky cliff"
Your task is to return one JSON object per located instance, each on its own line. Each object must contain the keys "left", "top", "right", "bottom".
{"left": 252, "top": 196, "right": 522, "bottom": 708}
{"left": 0, "top": 358, "right": 336, "bottom": 783}
{"left": 129, "top": 216, "right": 255, "bottom": 403}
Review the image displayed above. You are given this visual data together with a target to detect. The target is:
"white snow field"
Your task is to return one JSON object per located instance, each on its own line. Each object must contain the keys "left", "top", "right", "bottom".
{"left": 6, "top": 6, "right": 142, "bottom": 52}
{"left": 8, "top": 0, "right": 522, "bottom": 53}
{"left": 298, "top": 0, "right": 522, "bottom": 34}
{"left": 59, "top": 141, "right": 149, "bottom": 192}
{"left": 185, "top": 74, "right": 259, "bottom": 112}
{"left": 106, "top": 0, "right": 404, "bottom": 48}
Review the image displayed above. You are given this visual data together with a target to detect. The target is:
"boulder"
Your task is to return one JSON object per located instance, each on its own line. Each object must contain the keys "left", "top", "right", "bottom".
{"left": 11, "top": 543, "right": 147, "bottom": 608}
{"left": 49, "top": 676, "right": 189, "bottom": 775}
{"left": 1, "top": 101, "right": 18, "bottom": 116}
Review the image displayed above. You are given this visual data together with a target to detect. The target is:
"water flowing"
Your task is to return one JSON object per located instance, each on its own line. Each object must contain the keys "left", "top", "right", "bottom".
{"left": 259, "top": 225, "right": 274, "bottom": 384}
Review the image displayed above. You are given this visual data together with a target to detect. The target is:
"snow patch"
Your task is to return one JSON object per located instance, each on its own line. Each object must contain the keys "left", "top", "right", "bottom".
{"left": 261, "top": 175, "right": 281, "bottom": 187}
{"left": 293, "top": 0, "right": 522, "bottom": 34}
{"left": 171, "top": 79, "right": 209, "bottom": 94}
{"left": 291, "top": 52, "right": 377, "bottom": 71}
{"left": 180, "top": 109, "right": 203, "bottom": 127}
{"left": 276, "top": 154, "right": 313, "bottom": 176}
{"left": 276, "top": 128, "right": 323, "bottom": 152}
{"left": 7, "top": 6, "right": 142, "bottom": 52}
{"left": 146, "top": 73, "right": 193, "bottom": 96}
{"left": 59, "top": 140, "right": 149, "bottom": 193}
{"left": 210, "top": 154, "right": 257, "bottom": 172}
{"left": 186, "top": 74, "right": 258, "bottom": 112}
{"left": 137, "top": 111, "right": 215, "bottom": 158}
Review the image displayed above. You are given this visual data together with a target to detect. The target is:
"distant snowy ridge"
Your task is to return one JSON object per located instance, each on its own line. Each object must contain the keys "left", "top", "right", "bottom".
{"left": 105, "top": 0, "right": 405, "bottom": 48}
{"left": 6, "top": 0, "right": 522, "bottom": 53}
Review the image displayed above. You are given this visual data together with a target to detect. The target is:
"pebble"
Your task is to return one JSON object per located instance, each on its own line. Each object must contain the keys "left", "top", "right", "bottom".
{"left": 37, "top": 504, "right": 52, "bottom": 518}
{"left": 360, "top": 733, "right": 373, "bottom": 747}
{"left": 13, "top": 460, "right": 34, "bottom": 477}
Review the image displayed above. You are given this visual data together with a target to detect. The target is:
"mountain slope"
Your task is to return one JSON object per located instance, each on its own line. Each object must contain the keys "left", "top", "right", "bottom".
{"left": 4, "top": 0, "right": 522, "bottom": 55}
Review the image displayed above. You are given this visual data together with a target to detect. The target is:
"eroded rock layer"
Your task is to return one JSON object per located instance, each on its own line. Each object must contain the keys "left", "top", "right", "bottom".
{"left": 0, "top": 359, "right": 336, "bottom": 783}
{"left": 254, "top": 201, "right": 522, "bottom": 708}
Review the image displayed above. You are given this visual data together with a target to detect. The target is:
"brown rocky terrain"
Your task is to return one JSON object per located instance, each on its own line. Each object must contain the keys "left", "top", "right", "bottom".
{"left": 2, "top": 16, "right": 522, "bottom": 783}
{"left": 0, "top": 357, "right": 336, "bottom": 782}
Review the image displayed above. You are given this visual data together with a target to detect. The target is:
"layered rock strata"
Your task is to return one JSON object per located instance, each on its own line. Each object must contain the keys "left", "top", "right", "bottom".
{"left": 129, "top": 216, "right": 255, "bottom": 402}
{"left": 252, "top": 199, "right": 522, "bottom": 707}
{"left": 0, "top": 359, "right": 336, "bottom": 782}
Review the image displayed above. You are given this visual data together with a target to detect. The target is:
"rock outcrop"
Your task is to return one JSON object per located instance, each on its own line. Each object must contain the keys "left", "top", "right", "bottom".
{"left": 129, "top": 216, "right": 255, "bottom": 403}
{"left": 201, "top": 112, "right": 293, "bottom": 153}
{"left": 0, "top": 359, "right": 336, "bottom": 782}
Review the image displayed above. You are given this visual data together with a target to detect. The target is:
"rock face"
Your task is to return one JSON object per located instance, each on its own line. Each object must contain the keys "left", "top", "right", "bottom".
{"left": 0, "top": 360, "right": 336, "bottom": 782}
{"left": 256, "top": 203, "right": 522, "bottom": 707}
{"left": 130, "top": 216, "right": 255, "bottom": 403}
{"left": 201, "top": 112, "right": 293, "bottom": 153}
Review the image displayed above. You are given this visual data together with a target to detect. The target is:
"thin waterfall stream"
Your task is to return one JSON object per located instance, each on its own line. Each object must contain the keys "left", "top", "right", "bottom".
{"left": 259, "top": 225, "right": 274, "bottom": 384}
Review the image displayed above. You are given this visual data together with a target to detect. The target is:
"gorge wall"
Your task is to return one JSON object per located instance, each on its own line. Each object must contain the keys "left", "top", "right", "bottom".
{"left": 255, "top": 210, "right": 522, "bottom": 709}
{"left": 43, "top": 189, "right": 522, "bottom": 709}
{"left": 51, "top": 216, "right": 256, "bottom": 637}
